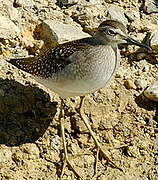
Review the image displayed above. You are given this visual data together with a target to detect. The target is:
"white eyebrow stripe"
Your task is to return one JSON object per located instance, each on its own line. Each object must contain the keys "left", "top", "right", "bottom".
{"left": 114, "top": 29, "right": 127, "bottom": 36}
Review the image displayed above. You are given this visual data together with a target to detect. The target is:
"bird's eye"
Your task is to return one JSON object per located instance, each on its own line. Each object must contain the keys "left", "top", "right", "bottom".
{"left": 107, "top": 29, "right": 116, "bottom": 36}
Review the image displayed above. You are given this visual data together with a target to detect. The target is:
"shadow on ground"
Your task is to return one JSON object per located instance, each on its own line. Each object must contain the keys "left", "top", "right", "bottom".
{"left": 0, "top": 78, "right": 57, "bottom": 146}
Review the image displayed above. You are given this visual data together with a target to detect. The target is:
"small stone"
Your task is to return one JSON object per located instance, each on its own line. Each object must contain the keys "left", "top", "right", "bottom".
{"left": 137, "top": 53, "right": 146, "bottom": 61}
{"left": 150, "top": 32, "right": 158, "bottom": 51}
{"left": 21, "top": 26, "right": 44, "bottom": 55}
{"left": 124, "top": 79, "right": 137, "bottom": 90}
{"left": 144, "top": 81, "right": 158, "bottom": 102}
{"left": 107, "top": 4, "right": 128, "bottom": 25}
{"left": 124, "top": 11, "right": 135, "bottom": 22}
{"left": 143, "top": 0, "right": 158, "bottom": 14}
{"left": 21, "top": 27, "right": 36, "bottom": 48}
{"left": 41, "top": 20, "right": 90, "bottom": 44}
{"left": 142, "top": 65, "right": 150, "bottom": 72}
{"left": 135, "top": 79, "right": 148, "bottom": 90}
{"left": 127, "top": 145, "right": 140, "bottom": 157}
{"left": 57, "top": 0, "right": 78, "bottom": 6}
{"left": 14, "top": 0, "right": 34, "bottom": 8}
{"left": 150, "top": 33, "right": 158, "bottom": 46}
{"left": 0, "top": 15, "right": 20, "bottom": 39}
{"left": 125, "top": 10, "right": 140, "bottom": 23}
{"left": 3, "top": 3, "right": 19, "bottom": 22}
{"left": 115, "top": 73, "right": 122, "bottom": 78}
{"left": 20, "top": 143, "right": 40, "bottom": 159}
{"left": 51, "top": 135, "right": 61, "bottom": 151}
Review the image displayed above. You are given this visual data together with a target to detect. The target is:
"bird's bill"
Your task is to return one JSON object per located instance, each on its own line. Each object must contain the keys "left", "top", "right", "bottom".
{"left": 125, "top": 37, "right": 152, "bottom": 51}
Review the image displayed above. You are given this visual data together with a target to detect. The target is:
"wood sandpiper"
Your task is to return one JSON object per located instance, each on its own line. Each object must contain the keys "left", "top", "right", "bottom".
{"left": 9, "top": 20, "right": 151, "bottom": 179}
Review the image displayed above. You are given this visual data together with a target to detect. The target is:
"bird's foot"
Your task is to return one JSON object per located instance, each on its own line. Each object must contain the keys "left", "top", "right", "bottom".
{"left": 94, "top": 146, "right": 123, "bottom": 175}
{"left": 60, "top": 156, "right": 83, "bottom": 180}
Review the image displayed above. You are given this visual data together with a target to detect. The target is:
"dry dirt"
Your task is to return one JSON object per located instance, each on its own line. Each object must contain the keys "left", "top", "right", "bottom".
{"left": 0, "top": 0, "right": 158, "bottom": 180}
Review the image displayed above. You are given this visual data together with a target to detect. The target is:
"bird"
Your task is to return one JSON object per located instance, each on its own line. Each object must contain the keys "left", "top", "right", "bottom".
{"left": 9, "top": 20, "right": 151, "bottom": 179}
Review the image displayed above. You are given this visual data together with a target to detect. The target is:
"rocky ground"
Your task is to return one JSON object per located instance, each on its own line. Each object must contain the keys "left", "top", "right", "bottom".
{"left": 0, "top": 0, "right": 158, "bottom": 180}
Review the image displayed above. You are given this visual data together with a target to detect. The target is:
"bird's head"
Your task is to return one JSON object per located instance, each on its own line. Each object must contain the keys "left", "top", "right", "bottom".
{"left": 94, "top": 20, "right": 152, "bottom": 51}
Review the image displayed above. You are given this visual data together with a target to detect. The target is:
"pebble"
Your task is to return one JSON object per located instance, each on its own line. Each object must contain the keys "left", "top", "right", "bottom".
{"left": 125, "top": 10, "right": 140, "bottom": 23}
{"left": 0, "top": 15, "right": 20, "bottom": 39}
{"left": 20, "top": 143, "right": 40, "bottom": 159}
{"left": 124, "top": 79, "right": 137, "bottom": 90}
{"left": 127, "top": 145, "right": 140, "bottom": 158}
{"left": 41, "top": 20, "right": 90, "bottom": 44}
{"left": 107, "top": 4, "right": 128, "bottom": 25}
{"left": 144, "top": 0, "right": 158, "bottom": 14}
{"left": 144, "top": 81, "right": 158, "bottom": 102}
{"left": 51, "top": 135, "right": 61, "bottom": 151}
{"left": 135, "top": 79, "right": 148, "bottom": 90}
{"left": 3, "top": 3, "right": 19, "bottom": 22}
{"left": 14, "top": 0, "right": 34, "bottom": 8}
{"left": 57, "top": 0, "right": 78, "bottom": 6}
{"left": 137, "top": 53, "right": 146, "bottom": 61}
{"left": 142, "top": 65, "right": 150, "bottom": 72}
{"left": 149, "top": 32, "right": 158, "bottom": 51}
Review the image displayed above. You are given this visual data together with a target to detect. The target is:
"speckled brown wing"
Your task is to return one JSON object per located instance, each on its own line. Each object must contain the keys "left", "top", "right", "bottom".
{"left": 9, "top": 39, "right": 92, "bottom": 79}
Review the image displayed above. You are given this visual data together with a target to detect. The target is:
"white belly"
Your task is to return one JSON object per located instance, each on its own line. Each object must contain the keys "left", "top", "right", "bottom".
{"left": 36, "top": 77, "right": 108, "bottom": 98}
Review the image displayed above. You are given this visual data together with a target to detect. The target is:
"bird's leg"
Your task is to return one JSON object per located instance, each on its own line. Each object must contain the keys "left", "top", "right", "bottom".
{"left": 78, "top": 96, "right": 122, "bottom": 175}
{"left": 59, "top": 98, "right": 83, "bottom": 180}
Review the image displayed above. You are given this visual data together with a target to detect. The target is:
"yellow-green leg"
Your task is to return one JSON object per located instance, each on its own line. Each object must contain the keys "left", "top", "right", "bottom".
{"left": 78, "top": 96, "right": 122, "bottom": 175}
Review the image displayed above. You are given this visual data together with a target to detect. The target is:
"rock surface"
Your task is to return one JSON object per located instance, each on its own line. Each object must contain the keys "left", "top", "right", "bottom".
{"left": 135, "top": 79, "right": 148, "bottom": 90}
{"left": 0, "top": 0, "right": 158, "bottom": 180}
{"left": 143, "top": 0, "right": 158, "bottom": 14}
{"left": 107, "top": 4, "right": 128, "bottom": 25}
{"left": 41, "top": 19, "right": 90, "bottom": 44}
{"left": 0, "top": 15, "right": 20, "bottom": 39}
{"left": 150, "top": 32, "right": 158, "bottom": 51}
{"left": 144, "top": 81, "right": 158, "bottom": 102}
